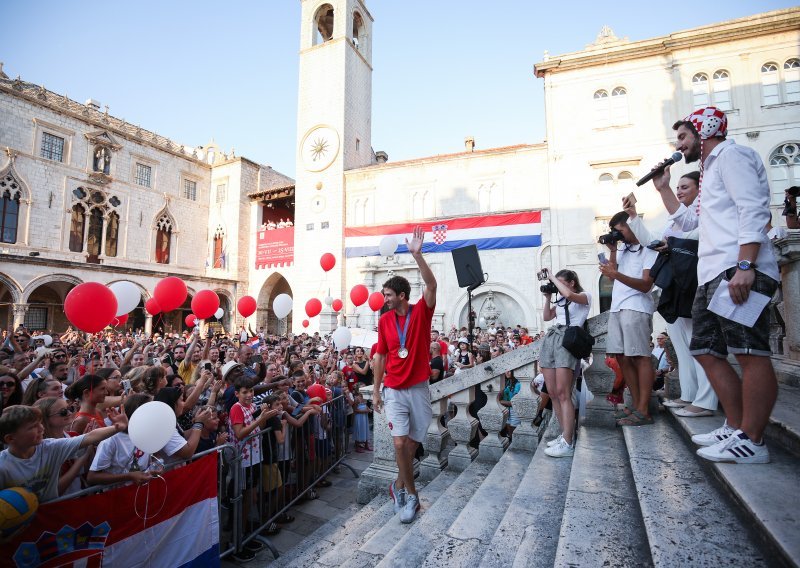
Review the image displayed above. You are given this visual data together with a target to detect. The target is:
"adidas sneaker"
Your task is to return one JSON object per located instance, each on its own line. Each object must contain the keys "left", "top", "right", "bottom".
{"left": 546, "top": 434, "right": 564, "bottom": 448}
{"left": 544, "top": 438, "right": 574, "bottom": 458}
{"left": 696, "top": 430, "right": 770, "bottom": 464}
{"left": 389, "top": 480, "right": 406, "bottom": 514}
{"left": 691, "top": 421, "right": 736, "bottom": 447}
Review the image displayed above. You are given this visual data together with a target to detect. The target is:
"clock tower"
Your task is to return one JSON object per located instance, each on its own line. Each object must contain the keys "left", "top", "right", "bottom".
{"left": 294, "top": 0, "right": 373, "bottom": 332}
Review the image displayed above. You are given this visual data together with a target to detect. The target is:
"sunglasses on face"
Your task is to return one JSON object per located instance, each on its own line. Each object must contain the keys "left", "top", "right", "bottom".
{"left": 49, "top": 408, "right": 74, "bottom": 418}
{"left": 0, "top": 381, "right": 15, "bottom": 388}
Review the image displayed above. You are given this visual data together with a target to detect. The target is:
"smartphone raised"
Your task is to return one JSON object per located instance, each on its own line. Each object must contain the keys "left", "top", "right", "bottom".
{"left": 598, "top": 252, "right": 609, "bottom": 265}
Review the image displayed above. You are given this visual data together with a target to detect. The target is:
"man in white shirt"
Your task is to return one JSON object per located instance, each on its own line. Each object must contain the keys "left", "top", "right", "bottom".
{"left": 653, "top": 107, "right": 779, "bottom": 464}
{"left": 599, "top": 211, "right": 658, "bottom": 426}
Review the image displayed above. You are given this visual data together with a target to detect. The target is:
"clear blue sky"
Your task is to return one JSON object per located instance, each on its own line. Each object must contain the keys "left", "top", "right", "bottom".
{"left": 3, "top": 1, "right": 795, "bottom": 178}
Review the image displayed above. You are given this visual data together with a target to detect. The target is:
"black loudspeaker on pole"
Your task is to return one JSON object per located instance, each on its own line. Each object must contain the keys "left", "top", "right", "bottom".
{"left": 451, "top": 245, "right": 486, "bottom": 347}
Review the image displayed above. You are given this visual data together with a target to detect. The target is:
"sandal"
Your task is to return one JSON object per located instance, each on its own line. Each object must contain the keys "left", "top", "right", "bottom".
{"left": 617, "top": 411, "right": 654, "bottom": 426}
{"left": 613, "top": 407, "right": 634, "bottom": 420}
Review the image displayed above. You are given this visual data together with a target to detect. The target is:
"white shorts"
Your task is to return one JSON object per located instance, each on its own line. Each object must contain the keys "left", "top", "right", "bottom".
{"left": 382, "top": 381, "right": 432, "bottom": 443}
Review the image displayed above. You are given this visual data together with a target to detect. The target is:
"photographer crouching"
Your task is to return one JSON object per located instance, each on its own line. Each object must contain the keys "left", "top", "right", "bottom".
{"left": 598, "top": 212, "right": 659, "bottom": 426}
{"left": 538, "top": 268, "right": 591, "bottom": 457}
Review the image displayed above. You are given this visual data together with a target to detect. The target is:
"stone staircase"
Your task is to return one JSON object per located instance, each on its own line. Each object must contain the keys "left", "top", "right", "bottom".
{"left": 265, "top": 342, "right": 799, "bottom": 568}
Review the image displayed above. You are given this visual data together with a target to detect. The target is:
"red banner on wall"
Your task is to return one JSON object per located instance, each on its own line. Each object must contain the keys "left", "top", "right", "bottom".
{"left": 256, "top": 227, "right": 294, "bottom": 269}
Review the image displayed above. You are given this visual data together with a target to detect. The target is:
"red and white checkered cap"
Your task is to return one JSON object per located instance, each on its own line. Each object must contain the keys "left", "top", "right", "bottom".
{"left": 684, "top": 106, "right": 727, "bottom": 140}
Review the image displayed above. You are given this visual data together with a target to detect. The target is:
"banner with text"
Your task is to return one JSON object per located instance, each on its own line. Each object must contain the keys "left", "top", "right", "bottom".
{"left": 256, "top": 227, "right": 294, "bottom": 269}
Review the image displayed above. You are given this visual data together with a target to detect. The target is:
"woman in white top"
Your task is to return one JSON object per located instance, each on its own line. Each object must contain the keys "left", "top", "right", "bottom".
{"left": 539, "top": 269, "right": 592, "bottom": 458}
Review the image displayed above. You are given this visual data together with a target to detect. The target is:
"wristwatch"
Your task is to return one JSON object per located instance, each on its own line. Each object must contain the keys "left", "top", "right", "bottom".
{"left": 737, "top": 260, "right": 757, "bottom": 271}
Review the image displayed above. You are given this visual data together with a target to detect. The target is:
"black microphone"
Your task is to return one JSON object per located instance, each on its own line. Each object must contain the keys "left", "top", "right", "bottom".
{"left": 636, "top": 152, "right": 683, "bottom": 187}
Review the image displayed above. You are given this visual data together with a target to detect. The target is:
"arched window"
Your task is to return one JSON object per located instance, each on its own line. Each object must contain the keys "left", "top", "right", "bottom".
{"left": 593, "top": 90, "right": 609, "bottom": 127}
{"left": 610, "top": 87, "right": 628, "bottom": 124}
{"left": 155, "top": 214, "right": 173, "bottom": 264}
{"left": 86, "top": 208, "right": 103, "bottom": 258}
{"left": 105, "top": 212, "right": 119, "bottom": 257}
{"left": 692, "top": 73, "right": 710, "bottom": 107}
{"left": 0, "top": 175, "right": 21, "bottom": 244}
{"left": 313, "top": 4, "right": 334, "bottom": 45}
{"left": 599, "top": 173, "right": 614, "bottom": 183}
{"left": 769, "top": 142, "right": 800, "bottom": 187}
{"left": 213, "top": 226, "right": 225, "bottom": 269}
{"left": 761, "top": 62, "right": 780, "bottom": 106}
{"left": 712, "top": 70, "right": 731, "bottom": 110}
{"left": 352, "top": 11, "right": 364, "bottom": 52}
{"left": 785, "top": 58, "right": 800, "bottom": 103}
{"left": 69, "top": 204, "right": 86, "bottom": 252}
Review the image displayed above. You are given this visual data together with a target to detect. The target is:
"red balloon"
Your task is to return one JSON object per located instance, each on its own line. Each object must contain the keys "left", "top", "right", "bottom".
{"left": 191, "top": 290, "right": 220, "bottom": 320}
{"left": 331, "top": 299, "right": 343, "bottom": 312}
{"left": 153, "top": 277, "right": 187, "bottom": 312}
{"left": 305, "top": 298, "right": 322, "bottom": 318}
{"left": 145, "top": 298, "right": 161, "bottom": 315}
{"left": 302, "top": 319, "right": 310, "bottom": 328}
{"left": 185, "top": 314, "right": 197, "bottom": 327}
{"left": 115, "top": 313, "right": 129, "bottom": 326}
{"left": 307, "top": 383, "right": 327, "bottom": 404}
{"left": 350, "top": 284, "right": 369, "bottom": 307}
{"left": 320, "top": 253, "right": 336, "bottom": 272}
{"left": 368, "top": 291, "right": 385, "bottom": 312}
{"left": 64, "top": 283, "right": 118, "bottom": 333}
{"left": 237, "top": 295, "right": 257, "bottom": 318}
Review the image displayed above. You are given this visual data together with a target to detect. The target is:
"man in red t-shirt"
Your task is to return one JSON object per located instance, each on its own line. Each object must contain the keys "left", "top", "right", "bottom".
{"left": 372, "top": 226, "right": 436, "bottom": 524}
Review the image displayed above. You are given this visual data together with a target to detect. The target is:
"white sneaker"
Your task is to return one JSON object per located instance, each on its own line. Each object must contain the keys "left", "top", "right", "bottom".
{"left": 696, "top": 430, "right": 770, "bottom": 464}
{"left": 546, "top": 434, "right": 563, "bottom": 448}
{"left": 691, "top": 421, "right": 736, "bottom": 447}
{"left": 400, "top": 493, "right": 420, "bottom": 524}
{"left": 662, "top": 399, "right": 690, "bottom": 408}
{"left": 389, "top": 481, "right": 406, "bottom": 515}
{"left": 544, "top": 438, "right": 574, "bottom": 458}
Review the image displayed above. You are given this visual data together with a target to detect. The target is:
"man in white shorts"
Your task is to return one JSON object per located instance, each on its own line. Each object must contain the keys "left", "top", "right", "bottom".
{"left": 372, "top": 226, "right": 436, "bottom": 524}
{"left": 599, "top": 211, "right": 658, "bottom": 426}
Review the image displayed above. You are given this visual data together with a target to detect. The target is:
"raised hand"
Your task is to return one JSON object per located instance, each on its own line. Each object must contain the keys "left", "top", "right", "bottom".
{"left": 405, "top": 226, "right": 425, "bottom": 256}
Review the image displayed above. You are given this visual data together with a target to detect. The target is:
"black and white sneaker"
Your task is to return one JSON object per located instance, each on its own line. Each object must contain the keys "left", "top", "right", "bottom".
{"left": 696, "top": 430, "right": 770, "bottom": 464}
{"left": 691, "top": 421, "right": 735, "bottom": 447}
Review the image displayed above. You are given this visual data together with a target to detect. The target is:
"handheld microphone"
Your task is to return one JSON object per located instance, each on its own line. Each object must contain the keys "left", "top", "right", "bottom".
{"left": 636, "top": 152, "right": 683, "bottom": 187}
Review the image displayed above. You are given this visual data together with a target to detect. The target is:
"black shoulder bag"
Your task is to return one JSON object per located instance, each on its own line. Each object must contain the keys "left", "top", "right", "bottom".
{"left": 561, "top": 300, "right": 595, "bottom": 359}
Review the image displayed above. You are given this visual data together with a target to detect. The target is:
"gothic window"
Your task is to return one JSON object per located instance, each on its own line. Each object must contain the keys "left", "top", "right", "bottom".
{"left": 183, "top": 179, "right": 197, "bottom": 201}
{"left": 135, "top": 163, "right": 152, "bottom": 188}
{"left": 105, "top": 212, "right": 119, "bottom": 257}
{"left": 761, "top": 62, "right": 780, "bottom": 106}
{"left": 40, "top": 132, "right": 65, "bottom": 162}
{"left": 69, "top": 204, "right": 86, "bottom": 252}
{"left": 155, "top": 214, "right": 173, "bottom": 264}
{"left": 86, "top": 208, "right": 103, "bottom": 257}
{"left": 610, "top": 87, "right": 628, "bottom": 124}
{"left": 0, "top": 174, "right": 22, "bottom": 244}
{"left": 712, "top": 70, "right": 732, "bottom": 111}
{"left": 213, "top": 226, "right": 225, "bottom": 269}
{"left": 769, "top": 142, "right": 800, "bottom": 187}
{"left": 593, "top": 90, "right": 609, "bottom": 127}
{"left": 692, "top": 73, "right": 710, "bottom": 107}
{"left": 352, "top": 11, "right": 364, "bottom": 51}
{"left": 313, "top": 4, "right": 334, "bottom": 45}
{"left": 785, "top": 58, "right": 800, "bottom": 103}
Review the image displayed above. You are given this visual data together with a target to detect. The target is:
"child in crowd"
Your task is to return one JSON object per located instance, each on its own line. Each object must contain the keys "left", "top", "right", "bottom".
{"left": 353, "top": 391, "right": 372, "bottom": 452}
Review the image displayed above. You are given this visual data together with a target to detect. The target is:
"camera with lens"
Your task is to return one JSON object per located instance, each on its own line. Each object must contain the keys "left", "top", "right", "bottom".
{"left": 540, "top": 282, "right": 559, "bottom": 295}
{"left": 783, "top": 186, "right": 799, "bottom": 217}
{"left": 598, "top": 229, "right": 624, "bottom": 246}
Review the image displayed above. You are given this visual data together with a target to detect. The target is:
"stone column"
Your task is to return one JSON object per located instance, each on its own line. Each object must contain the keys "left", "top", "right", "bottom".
{"left": 775, "top": 232, "right": 800, "bottom": 361}
{"left": 419, "top": 398, "right": 449, "bottom": 480}
{"left": 510, "top": 362, "right": 539, "bottom": 452}
{"left": 446, "top": 387, "right": 478, "bottom": 471}
{"left": 477, "top": 376, "right": 508, "bottom": 462}
{"left": 12, "top": 303, "right": 28, "bottom": 329}
{"left": 144, "top": 314, "right": 153, "bottom": 335}
{"left": 319, "top": 307, "right": 337, "bottom": 335}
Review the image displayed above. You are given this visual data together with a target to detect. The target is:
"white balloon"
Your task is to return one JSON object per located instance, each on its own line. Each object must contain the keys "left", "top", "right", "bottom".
{"left": 214, "top": 308, "right": 224, "bottom": 319}
{"left": 332, "top": 326, "right": 352, "bottom": 350}
{"left": 273, "top": 293, "right": 293, "bottom": 319}
{"left": 128, "top": 401, "right": 176, "bottom": 454}
{"left": 378, "top": 236, "right": 398, "bottom": 256}
{"left": 108, "top": 281, "right": 141, "bottom": 317}
{"left": 41, "top": 334, "right": 53, "bottom": 347}
{"left": 324, "top": 296, "right": 334, "bottom": 306}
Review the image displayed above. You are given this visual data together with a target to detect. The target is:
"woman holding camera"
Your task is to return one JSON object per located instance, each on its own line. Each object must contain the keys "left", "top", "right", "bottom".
{"left": 539, "top": 269, "right": 591, "bottom": 458}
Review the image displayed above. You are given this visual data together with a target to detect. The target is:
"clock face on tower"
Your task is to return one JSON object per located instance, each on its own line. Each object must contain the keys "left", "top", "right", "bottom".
{"left": 300, "top": 126, "right": 340, "bottom": 172}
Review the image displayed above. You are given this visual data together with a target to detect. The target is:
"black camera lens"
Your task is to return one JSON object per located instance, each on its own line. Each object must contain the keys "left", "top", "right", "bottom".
{"left": 540, "top": 282, "right": 559, "bottom": 294}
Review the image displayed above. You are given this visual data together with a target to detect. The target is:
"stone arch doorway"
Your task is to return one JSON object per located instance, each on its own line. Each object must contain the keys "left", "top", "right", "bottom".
{"left": 24, "top": 278, "right": 80, "bottom": 331}
{"left": 257, "top": 273, "right": 292, "bottom": 335}
{"left": 0, "top": 273, "right": 22, "bottom": 329}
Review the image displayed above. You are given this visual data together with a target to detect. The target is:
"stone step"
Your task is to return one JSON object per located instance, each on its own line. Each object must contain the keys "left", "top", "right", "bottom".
{"left": 370, "top": 461, "right": 495, "bottom": 568}
{"left": 316, "top": 468, "right": 457, "bottom": 568}
{"left": 554, "top": 406, "right": 654, "bottom": 568}
{"left": 268, "top": 496, "right": 384, "bottom": 568}
{"left": 479, "top": 432, "right": 573, "bottom": 568}
{"left": 419, "top": 449, "right": 535, "bottom": 567}
{"left": 766, "top": 382, "right": 800, "bottom": 457}
{"left": 623, "top": 410, "right": 772, "bottom": 566}
{"left": 666, "top": 408, "right": 800, "bottom": 567}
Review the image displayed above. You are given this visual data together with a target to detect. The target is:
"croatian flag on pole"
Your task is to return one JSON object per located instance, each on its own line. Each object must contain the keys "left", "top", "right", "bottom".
{"left": 344, "top": 211, "right": 542, "bottom": 257}
{"left": 2, "top": 453, "right": 219, "bottom": 568}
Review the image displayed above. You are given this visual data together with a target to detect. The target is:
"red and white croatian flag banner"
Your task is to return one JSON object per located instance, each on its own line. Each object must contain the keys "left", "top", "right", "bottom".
{"left": 1, "top": 453, "right": 220, "bottom": 568}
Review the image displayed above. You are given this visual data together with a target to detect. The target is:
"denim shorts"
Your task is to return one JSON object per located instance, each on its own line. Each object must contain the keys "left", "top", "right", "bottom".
{"left": 690, "top": 268, "right": 778, "bottom": 358}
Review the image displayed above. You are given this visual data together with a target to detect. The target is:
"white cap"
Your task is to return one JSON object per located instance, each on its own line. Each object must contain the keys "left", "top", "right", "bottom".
{"left": 221, "top": 361, "right": 242, "bottom": 381}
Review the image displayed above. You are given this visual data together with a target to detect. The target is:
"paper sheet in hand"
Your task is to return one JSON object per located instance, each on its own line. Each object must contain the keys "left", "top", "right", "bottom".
{"left": 707, "top": 279, "right": 771, "bottom": 327}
